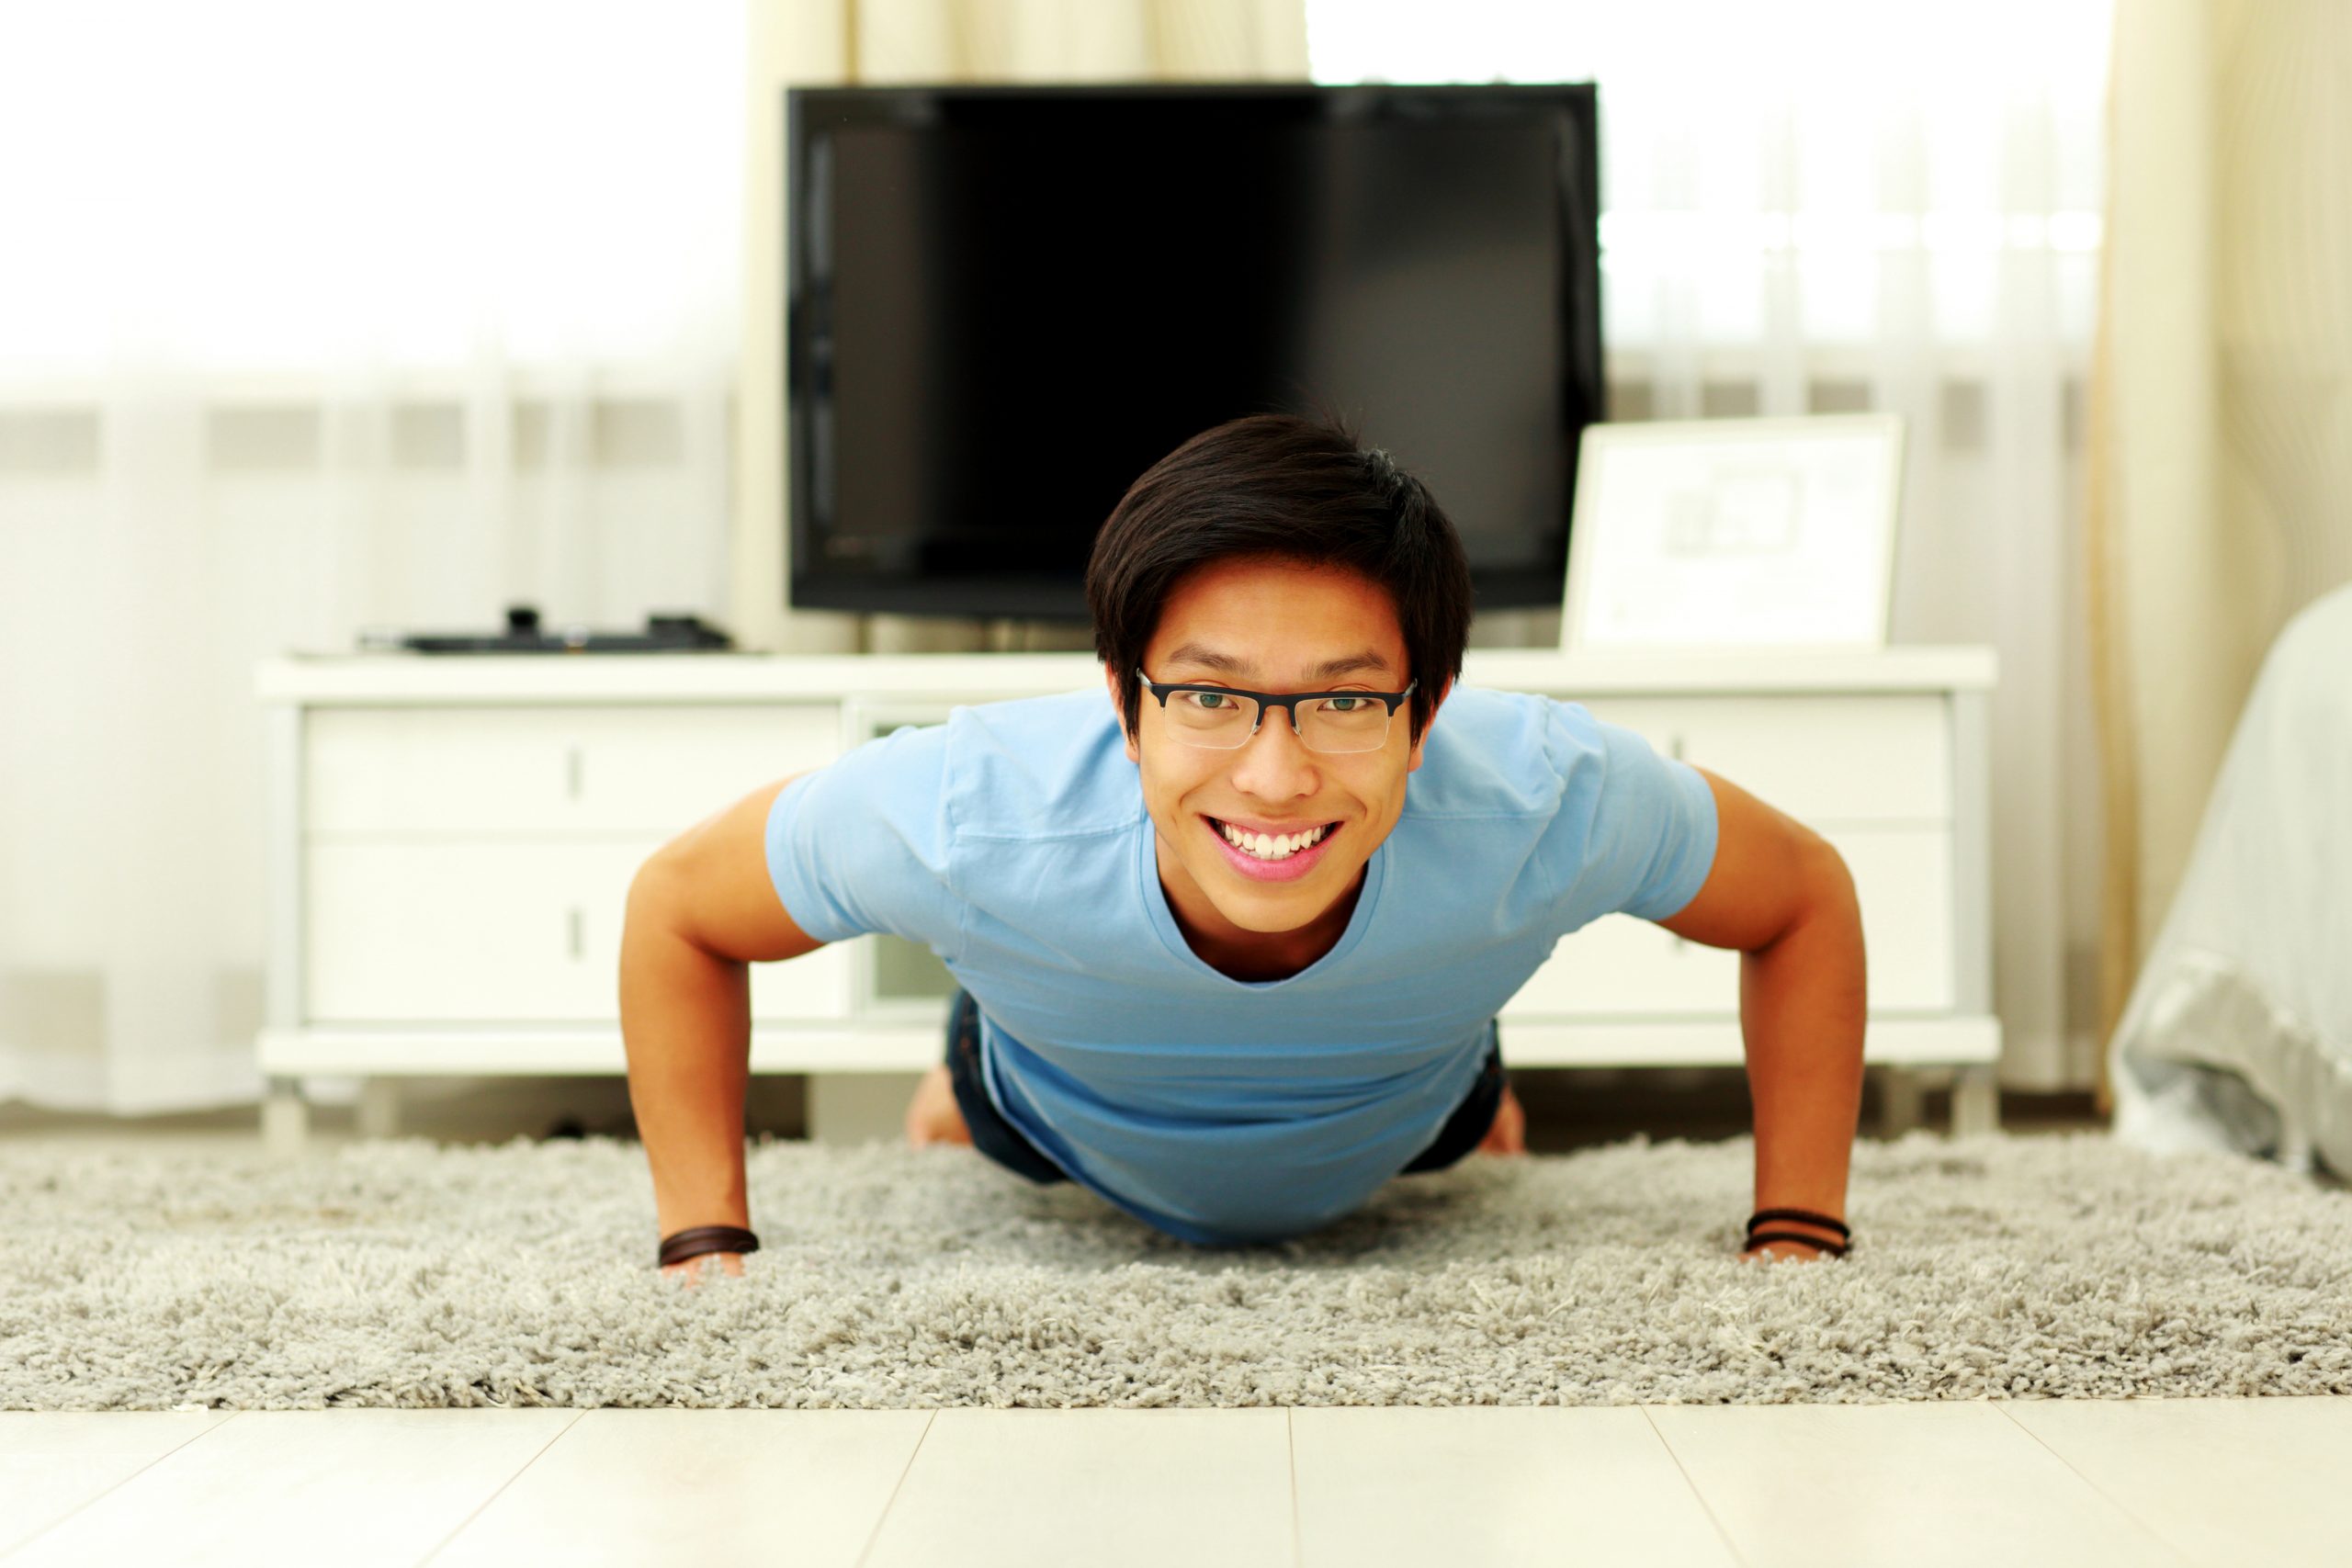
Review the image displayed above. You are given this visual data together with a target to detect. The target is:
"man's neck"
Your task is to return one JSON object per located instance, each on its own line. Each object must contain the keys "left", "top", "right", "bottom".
{"left": 1154, "top": 838, "right": 1364, "bottom": 983}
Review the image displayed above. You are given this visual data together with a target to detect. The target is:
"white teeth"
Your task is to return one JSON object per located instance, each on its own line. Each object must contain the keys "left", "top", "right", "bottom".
{"left": 1217, "top": 820, "right": 1329, "bottom": 860}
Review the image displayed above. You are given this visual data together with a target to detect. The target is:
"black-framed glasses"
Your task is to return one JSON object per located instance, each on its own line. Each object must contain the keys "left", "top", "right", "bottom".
{"left": 1135, "top": 667, "right": 1418, "bottom": 754}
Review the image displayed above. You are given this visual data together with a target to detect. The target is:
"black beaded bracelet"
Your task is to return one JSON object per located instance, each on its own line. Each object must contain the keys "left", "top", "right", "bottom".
{"left": 660, "top": 1224, "right": 761, "bottom": 1269}
{"left": 1746, "top": 1207, "right": 1850, "bottom": 1258}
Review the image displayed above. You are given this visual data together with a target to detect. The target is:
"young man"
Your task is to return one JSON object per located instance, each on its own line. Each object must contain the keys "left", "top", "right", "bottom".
{"left": 621, "top": 414, "right": 1867, "bottom": 1284}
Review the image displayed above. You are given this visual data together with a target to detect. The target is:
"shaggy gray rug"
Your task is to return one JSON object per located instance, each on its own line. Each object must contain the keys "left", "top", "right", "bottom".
{"left": 4, "top": 1128, "right": 2347, "bottom": 1411}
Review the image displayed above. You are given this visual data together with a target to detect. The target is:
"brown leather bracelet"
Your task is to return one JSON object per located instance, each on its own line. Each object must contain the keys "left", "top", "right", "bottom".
{"left": 1748, "top": 1207, "right": 1849, "bottom": 1237}
{"left": 659, "top": 1224, "right": 761, "bottom": 1269}
{"left": 1747, "top": 1207, "right": 1851, "bottom": 1257}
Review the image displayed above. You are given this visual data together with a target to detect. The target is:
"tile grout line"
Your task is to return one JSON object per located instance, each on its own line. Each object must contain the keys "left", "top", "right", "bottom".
{"left": 1988, "top": 1401, "right": 2208, "bottom": 1568}
{"left": 854, "top": 1408, "right": 937, "bottom": 1568}
{"left": 1287, "top": 1407, "right": 1302, "bottom": 1568}
{"left": 0, "top": 1410, "right": 246, "bottom": 1562}
{"left": 413, "top": 1408, "right": 588, "bottom": 1566}
{"left": 1637, "top": 1406, "right": 1751, "bottom": 1568}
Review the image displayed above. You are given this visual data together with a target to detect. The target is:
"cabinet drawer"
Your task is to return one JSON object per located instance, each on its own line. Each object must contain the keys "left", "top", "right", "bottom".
{"left": 305, "top": 839, "right": 852, "bottom": 1022}
{"left": 306, "top": 704, "right": 840, "bottom": 836}
{"left": 1500, "top": 824, "right": 1953, "bottom": 1019}
{"left": 1571, "top": 694, "right": 1950, "bottom": 823}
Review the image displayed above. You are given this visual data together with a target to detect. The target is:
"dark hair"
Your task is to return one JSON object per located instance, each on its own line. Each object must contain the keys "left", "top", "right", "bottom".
{"left": 1086, "top": 411, "right": 1473, "bottom": 746}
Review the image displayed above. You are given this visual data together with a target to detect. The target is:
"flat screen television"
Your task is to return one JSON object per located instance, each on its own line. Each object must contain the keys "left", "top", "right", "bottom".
{"left": 786, "top": 82, "right": 1602, "bottom": 620}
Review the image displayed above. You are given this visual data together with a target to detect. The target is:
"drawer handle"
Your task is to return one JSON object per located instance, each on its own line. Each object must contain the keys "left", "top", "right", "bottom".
{"left": 566, "top": 746, "right": 582, "bottom": 801}
{"left": 568, "top": 907, "right": 582, "bottom": 960}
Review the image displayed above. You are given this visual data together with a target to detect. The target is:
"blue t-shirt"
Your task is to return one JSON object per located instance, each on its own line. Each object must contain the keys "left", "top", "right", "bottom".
{"left": 765, "top": 685, "right": 1718, "bottom": 1247}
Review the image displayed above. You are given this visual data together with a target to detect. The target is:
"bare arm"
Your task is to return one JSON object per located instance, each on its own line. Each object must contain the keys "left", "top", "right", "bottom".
{"left": 619, "top": 772, "right": 827, "bottom": 1273}
{"left": 1656, "top": 766, "right": 1867, "bottom": 1263}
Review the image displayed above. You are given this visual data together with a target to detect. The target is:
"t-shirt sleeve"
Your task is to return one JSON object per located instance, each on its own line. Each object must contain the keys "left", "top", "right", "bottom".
{"left": 1553, "top": 705, "right": 1721, "bottom": 930}
{"left": 763, "top": 721, "right": 964, "bottom": 953}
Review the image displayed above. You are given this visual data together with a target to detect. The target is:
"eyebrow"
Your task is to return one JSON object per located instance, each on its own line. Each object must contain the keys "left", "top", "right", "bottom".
{"left": 1160, "top": 643, "right": 1396, "bottom": 682}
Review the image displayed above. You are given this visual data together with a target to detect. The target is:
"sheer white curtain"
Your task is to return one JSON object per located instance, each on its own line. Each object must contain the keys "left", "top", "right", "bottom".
{"left": 1306, "top": 0, "right": 2115, "bottom": 1093}
{"left": 0, "top": 1, "right": 745, "bottom": 1114}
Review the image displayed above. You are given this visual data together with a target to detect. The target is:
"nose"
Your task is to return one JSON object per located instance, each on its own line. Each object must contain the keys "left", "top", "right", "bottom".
{"left": 1226, "top": 702, "right": 1319, "bottom": 800}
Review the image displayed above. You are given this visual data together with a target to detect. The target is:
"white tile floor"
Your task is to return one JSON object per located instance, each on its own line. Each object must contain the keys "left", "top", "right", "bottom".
{"left": 6, "top": 1086, "right": 2341, "bottom": 1567}
{"left": 5, "top": 1398, "right": 2348, "bottom": 1567}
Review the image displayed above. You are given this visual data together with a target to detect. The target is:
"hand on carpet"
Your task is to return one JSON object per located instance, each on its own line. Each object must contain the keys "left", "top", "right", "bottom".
{"left": 1740, "top": 1236, "right": 1834, "bottom": 1264}
{"left": 663, "top": 1252, "right": 746, "bottom": 1288}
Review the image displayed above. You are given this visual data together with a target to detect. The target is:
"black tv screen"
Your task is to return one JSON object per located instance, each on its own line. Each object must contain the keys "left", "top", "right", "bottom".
{"left": 787, "top": 83, "right": 1602, "bottom": 620}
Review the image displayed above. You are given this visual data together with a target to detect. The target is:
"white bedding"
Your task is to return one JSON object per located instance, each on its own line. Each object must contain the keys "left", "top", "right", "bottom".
{"left": 2108, "top": 580, "right": 2352, "bottom": 1179}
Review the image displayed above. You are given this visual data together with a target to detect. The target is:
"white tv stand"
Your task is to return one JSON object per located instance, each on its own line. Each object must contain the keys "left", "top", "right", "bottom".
{"left": 254, "top": 647, "right": 1999, "bottom": 1156}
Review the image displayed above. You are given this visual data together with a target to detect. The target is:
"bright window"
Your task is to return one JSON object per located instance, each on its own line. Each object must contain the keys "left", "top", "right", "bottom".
{"left": 0, "top": 0, "right": 744, "bottom": 379}
{"left": 1303, "top": 0, "right": 2112, "bottom": 345}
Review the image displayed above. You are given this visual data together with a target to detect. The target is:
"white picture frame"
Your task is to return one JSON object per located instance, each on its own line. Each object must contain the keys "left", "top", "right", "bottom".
{"left": 1559, "top": 413, "right": 1905, "bottom": 653}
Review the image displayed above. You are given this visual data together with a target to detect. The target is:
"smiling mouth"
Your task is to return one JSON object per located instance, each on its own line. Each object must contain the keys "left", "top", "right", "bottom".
{"left": 1206, "top": 816, "right": 1340, "bottom": 863}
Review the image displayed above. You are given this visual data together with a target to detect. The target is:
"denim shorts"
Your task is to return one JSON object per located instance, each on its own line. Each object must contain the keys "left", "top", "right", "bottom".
{"left": 943, "top": 987, "right": 1509, "bottom": 1186}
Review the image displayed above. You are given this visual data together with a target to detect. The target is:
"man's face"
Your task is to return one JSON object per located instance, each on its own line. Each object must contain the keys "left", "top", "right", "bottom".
{"left": 1106, "top": 556, "right": 1447, "bottom": 946}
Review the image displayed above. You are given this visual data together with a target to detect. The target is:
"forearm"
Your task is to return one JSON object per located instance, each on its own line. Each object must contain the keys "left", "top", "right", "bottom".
{"left": 1739, "top": 868, "right": 1868, "bottom": 1228}
{"left": 618, "top": 883, "right": 753, "bottom": 1236}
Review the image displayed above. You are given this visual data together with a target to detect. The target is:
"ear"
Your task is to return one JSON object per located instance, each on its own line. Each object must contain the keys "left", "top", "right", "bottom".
{"left": 1106, "top": 664, "right": 1141, "bottom": 764}
{"left": 1404, "top": 676, "right": 1453, "bottom": 774}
